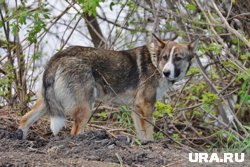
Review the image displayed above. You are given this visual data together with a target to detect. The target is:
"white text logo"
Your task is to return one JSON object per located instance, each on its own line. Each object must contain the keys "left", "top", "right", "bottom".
{"left": 189, "top": 153, "right": 244, "bottom": 163}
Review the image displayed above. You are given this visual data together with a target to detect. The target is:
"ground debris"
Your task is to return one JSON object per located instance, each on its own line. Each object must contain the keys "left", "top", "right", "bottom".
{"left": 1, "top": 107, "right": 249, "bottom": 167}
{"left": 0, "top": 126, "right": 171, "bottom": 167}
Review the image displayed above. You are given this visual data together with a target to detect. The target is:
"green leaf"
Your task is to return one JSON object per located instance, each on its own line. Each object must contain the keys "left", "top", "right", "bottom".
{"left": 19, "top": 11, "right": 27, "bottom": 25}
{"left": 172, "top": 133, "right": 180, "bottom": 141}
{"left": 154, "top": 101, "right": 173, "bottom": 119}
{"left": 134, "top": 138, "right": 141, "bottom": 145}
{"left": 237, "top": 68, "right": 250, "bottom": 81}
{"left": 187, "top": 67, "right": 200, "bottom": 75}
{"left": 109, "top": 2, "right": 115, "bottom": 11}
{"left": 98, "top": 112, "right": 107, "bottom": 119}
{"left": 32, "top": 52, "right": 42, "bottom": 60}
{"left": 238, "top": 78, "right": 250, "bottom": 103}
{"left": 26, "top": 8, "right": 49, "bottom": 44}
{"left": 240, "top": 53, "right": 250, "bottom": 61}
{"left": 208, "top": 43, "right": 222, "bottom": 54}
{"left": 153, "top": 132, "right": 164, "bottom": 140}
{"left": 11, "top": 22, "right": 20, "bottom": 35}
{"left": 202, "top": 92, "right": 218, "bottom": 105}
{"left": 186, "top": 3, "right": 196, "bottom": 11}
{"left": 78, "top": 0, "right": 84, "bottom": 3}
{"left": 232, "top": 36, "right": 245, "bottom": 46}
{"left": 80, "top": 0, "right": 101, "bottom": 16}
{"left": 186, "top": 95, "right": 199, "bottom": 101}
{"left": 43, "top": 13, "right": 50, "bottom": 19}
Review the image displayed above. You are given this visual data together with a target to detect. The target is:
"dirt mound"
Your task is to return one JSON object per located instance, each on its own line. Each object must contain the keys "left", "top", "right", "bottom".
{"left": 0, "top": 128, "right": 174, "bottom": 167}
{"left": 0, "top": 107, "right": 179, "bottom": 167}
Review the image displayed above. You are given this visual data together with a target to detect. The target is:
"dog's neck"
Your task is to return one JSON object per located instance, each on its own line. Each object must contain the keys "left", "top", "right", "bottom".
{"left": 147, "top": 42, "right": 159, "bottom": 68}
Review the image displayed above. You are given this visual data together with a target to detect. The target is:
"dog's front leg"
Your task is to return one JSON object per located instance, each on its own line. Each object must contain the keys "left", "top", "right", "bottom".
{"left": 133, "top": 91, "right": 155, "bottom": 142}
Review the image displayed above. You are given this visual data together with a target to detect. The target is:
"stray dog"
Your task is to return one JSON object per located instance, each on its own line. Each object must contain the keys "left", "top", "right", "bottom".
{"left": 18, "top": 34, "right": 198, "bottom": 141}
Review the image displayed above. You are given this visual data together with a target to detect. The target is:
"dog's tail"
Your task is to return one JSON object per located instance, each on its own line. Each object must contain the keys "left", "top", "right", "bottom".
{"left": 18, "top": 96, "right": 47, "bottom": 139}
{"left": 43, "top": 68, "right": 66, "bottom": 136}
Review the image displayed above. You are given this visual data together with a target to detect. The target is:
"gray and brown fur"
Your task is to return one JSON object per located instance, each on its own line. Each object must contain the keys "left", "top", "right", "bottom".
{"left": 19, "top": 35, "right": 198, "bottom": 141}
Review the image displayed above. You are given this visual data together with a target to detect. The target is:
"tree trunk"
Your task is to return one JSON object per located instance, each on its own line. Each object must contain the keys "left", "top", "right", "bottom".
{"left": 84, "top": 14, "right": 105, "bottom": 48}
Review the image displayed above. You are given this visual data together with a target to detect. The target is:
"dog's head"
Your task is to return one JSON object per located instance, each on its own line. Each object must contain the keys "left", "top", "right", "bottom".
{"left": 148, "top": 34, "right": 198, "bottom": 82}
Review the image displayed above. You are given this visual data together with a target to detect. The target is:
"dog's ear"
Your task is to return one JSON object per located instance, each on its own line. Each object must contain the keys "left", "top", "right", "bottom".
{"left": 152, "top": 33, "right": 165, "bottom": 48}
{"left": 188, "top": 38, "right": 199, "bottom": 52}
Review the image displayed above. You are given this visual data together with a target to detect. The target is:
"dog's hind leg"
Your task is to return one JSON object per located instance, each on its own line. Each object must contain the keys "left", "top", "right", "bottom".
{"left": 57, "top": 61, "right": 96, "bottom": 136}
{"left": 70, "top": 86, "right": 95, "bottom": 136}
{"left": 68, "top": 80, "right": 95, "bottom": 136}
{"left": 70, "top": 103, "right": 91, "bottom": 136}
{"left": 18, "top": 98, "right": 46, "bottom": 139}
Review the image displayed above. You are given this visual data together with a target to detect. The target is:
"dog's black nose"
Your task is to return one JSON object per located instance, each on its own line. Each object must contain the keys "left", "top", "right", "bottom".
{"left": 163, "top": 71, "right": 170, "bottom": 77}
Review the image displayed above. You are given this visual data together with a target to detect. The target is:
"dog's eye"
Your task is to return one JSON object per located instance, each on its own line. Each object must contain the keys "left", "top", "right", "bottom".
{"left": 162, "top": 55, "right": 168, "bottom": 59}
{"left": 175, "top": 56, "right": 183, "bottom": 61}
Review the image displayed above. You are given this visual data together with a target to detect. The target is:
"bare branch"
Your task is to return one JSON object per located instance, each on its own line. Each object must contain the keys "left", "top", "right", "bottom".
{"left": 211, "top": 0, "right": 250, "bottom": 48}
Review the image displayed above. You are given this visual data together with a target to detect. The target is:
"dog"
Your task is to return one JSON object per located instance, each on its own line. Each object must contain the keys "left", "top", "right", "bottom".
{"left": 18, "top": 34, "right": 198, "bottom": 141}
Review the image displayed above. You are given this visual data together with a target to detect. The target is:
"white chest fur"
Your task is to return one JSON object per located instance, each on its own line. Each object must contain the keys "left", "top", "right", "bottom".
{"left": 156, "top": 78, "right": 172, "bottom": 100}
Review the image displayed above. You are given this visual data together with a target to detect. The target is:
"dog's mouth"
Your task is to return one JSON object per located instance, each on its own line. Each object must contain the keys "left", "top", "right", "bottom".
{"left": 162, "top": 75, "right": 178, "bottom": 84}
{"left": 165, "top": 77, "right": 176, "bottom": 81}
{"left": 166, "top": 78, "right": 177, "bottom": 84}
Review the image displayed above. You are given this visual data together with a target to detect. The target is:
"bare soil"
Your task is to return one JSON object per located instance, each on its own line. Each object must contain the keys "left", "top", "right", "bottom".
{"left": 0, "top": 107, "right": 249, "bottom": 167}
